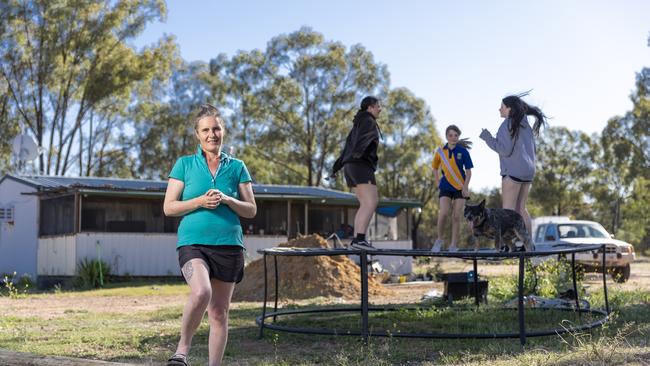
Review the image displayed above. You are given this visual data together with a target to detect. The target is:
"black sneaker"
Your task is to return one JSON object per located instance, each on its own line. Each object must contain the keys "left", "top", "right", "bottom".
{"left": 350, "top": 239, "right": 375, "bottom": 251}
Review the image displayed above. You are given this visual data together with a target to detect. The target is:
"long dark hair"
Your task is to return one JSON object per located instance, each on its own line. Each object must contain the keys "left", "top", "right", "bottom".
{"left": 502, "top": 92, "right": 548, "bottom": 139}
{"left": 445, "top": 124, "right": 472, "bottom": 149}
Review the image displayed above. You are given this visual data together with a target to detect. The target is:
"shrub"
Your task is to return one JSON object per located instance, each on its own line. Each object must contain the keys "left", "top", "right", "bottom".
{"left": 1, "top": 272, "right": 32, "bottom": 299}
{"left": 489, "top": 258, "right": 584, "bottom": 302}
{"left": 75, "top": 258, "right": 111, "bottom": 289}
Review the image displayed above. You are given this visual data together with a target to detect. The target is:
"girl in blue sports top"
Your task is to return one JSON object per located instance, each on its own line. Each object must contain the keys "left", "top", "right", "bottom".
{"left": 431, "top": 125, "right": 473, "bottom": 252}
{"left": 479, "top": 92, "right": 547, "bottom": 236}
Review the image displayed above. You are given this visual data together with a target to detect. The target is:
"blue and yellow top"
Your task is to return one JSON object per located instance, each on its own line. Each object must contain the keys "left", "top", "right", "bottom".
{"left": 431, "top": 143, "right": 473, "bottom": 192}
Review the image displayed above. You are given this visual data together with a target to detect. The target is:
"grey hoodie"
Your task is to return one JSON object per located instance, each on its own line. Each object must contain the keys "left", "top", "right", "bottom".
{"left": 479, "top": 117, "right": 536, "bottom": 181}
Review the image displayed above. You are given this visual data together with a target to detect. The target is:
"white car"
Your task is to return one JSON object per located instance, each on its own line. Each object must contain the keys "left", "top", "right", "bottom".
{"left": 532, "top": 218, "right": 636, "bottom": 282}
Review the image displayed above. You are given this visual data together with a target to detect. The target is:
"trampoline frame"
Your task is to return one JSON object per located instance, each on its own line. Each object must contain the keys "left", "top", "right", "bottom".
{"left": 256, "top": 244, "right": 610, "bottom": 345}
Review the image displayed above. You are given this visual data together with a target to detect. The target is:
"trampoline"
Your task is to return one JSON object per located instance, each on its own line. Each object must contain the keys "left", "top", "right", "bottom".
{"left": 256, "top": 244, "right": 610, "bottom": 345}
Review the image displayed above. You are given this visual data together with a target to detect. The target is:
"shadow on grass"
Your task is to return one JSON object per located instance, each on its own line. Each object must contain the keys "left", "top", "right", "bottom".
{"left": 128, "top": 299, "right": 646, "bottom": 365}
{"left": 4, "top": 290, "right": 645, "bottom": 365}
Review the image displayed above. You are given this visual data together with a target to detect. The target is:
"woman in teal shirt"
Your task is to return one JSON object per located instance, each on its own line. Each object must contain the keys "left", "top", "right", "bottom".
{"left": 163, "top": 104, "right": 256, "bottom": 366}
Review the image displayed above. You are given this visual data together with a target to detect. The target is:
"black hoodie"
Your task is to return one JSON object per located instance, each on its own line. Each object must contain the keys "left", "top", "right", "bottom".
{"left": 331, "top": 111, "right": 380, "bottom": 177}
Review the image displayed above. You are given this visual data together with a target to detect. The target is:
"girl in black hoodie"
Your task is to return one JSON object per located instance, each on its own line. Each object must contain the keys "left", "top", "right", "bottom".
{"left": 331, "top": 96, "right": 382, "bottom": 250}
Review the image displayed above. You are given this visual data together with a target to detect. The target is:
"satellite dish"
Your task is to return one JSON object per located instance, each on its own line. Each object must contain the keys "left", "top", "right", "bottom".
{"left": 12, "top": 134, "right": 39, "bottom": 162}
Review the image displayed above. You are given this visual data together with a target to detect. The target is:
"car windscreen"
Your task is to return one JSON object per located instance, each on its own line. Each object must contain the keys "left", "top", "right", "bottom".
{"left": 557, "top": 224, "right": 608, "bottom": 239}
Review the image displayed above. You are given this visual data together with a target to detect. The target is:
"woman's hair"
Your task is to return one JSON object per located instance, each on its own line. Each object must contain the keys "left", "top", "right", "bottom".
{"left": 354, "top": 96, "right": 379, "bottom": 120}
{"left": 445, "top": 124, "right": 472, "bottom": 149}
{"left": 502, "top": 92, "right": 548, "bottom": 139}
{"left": 193, "top": 103, "right": 224, "bottom": 130}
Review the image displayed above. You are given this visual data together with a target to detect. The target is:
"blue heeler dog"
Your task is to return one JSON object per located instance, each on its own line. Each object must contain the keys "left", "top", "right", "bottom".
{"left": 464, "top": 200, "right": 535, "bottom": 252}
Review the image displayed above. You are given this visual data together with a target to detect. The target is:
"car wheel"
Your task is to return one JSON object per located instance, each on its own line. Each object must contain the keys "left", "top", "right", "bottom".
{"left": 611, "top": 264, "right": 631, "bottom": 283}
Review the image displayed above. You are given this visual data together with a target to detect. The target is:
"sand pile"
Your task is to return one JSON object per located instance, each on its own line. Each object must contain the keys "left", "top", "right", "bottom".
{"left": 233, "top": 234, "right": 393, "bottom": 301}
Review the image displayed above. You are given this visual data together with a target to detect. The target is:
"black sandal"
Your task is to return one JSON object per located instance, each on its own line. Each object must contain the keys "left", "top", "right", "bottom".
{"left": 167, "top": 353, "right": 188, "bottom": 366}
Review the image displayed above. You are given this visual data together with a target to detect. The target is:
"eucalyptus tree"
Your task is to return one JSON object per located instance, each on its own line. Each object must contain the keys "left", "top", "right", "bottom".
{"left": 0, "top": 0, "right": 177, "bottom": 175}
{"left": 376, "top": 88, "right": 441, "bottom": 246}
{"left": 531, "top": 126, "right": 593, "bottom": 216}
{"left": 229, "top": 27, "right": 390, "bottom": 186}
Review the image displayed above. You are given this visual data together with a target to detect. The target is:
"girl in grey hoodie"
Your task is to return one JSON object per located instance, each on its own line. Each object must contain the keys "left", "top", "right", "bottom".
{"left": 479, "top": 93, "right": 547, "bottom": 236}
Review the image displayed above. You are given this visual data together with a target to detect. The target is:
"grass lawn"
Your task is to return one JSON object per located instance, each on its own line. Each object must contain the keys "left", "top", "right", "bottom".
{"left": 1, "top": 273, "right": 649, "bottom": 365}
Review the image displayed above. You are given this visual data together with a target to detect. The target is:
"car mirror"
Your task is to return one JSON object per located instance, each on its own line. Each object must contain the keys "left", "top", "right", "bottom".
{"left": 545, "top": 235, "right": 555, "bottom": 241}
{"left": 610, "top": 233, "right": 615, "bottom": 238}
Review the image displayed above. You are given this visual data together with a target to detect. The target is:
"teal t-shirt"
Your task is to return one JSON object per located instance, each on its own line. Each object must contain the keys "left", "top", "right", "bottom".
{"left": 169, "top": 146, "right": 253, "bottom": 248}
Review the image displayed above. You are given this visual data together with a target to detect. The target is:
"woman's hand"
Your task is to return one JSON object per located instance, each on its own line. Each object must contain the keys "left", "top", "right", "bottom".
{"left": 462, "top": 187, "right": 470, "bottom": 198}
{"left": 479, "top": 129, "right": 492, "bottom": 140}
{"left": 199, "top": 189, "right": 222, "bottom": 209}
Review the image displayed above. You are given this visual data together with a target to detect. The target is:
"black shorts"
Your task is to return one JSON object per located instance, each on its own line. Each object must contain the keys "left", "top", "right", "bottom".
{"left": 344, "top": 162, "right": 376, "bottom": 187}
{"left": 178, "top": 244, "right": 245, "bottom": 283}
{"left": 502, "top": 175, "right": 532, "bottom": 184}
{"left": 439, "top": 188, "right": 464, "bottom": 200}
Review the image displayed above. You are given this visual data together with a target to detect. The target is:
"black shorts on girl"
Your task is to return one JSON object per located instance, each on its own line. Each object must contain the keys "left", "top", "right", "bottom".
{"left": 343, "top": 162, "right": 376, "bottom": 187}
{"left": 502, "top": 175, "right": 532, "bottom": 184}
{"left": 178, "top": 244, "right": 245, "bottom": 283}
{"left": 439, "top": 188, "right": 464, "bottom": 200}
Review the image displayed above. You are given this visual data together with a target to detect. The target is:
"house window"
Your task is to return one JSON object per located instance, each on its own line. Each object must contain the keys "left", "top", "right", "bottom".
{"left": 40, "top": 196, "right": 75, "bottom": 236}
{"left": 0, "top": 206, "right": 14, "bottom": 222}
{"left": 81, "top": 196, "right": 180, "bottom": 233}
{"left": 308, "top": 205, "right": 346, "bottom": 238}
{"left": 240, "top": 200, "right": 288, "bottom": 236}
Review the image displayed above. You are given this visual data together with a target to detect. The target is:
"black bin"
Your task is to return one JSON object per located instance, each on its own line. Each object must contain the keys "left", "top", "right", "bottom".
{"left": 441, "top": 272, "right": 488, "bottom": 304}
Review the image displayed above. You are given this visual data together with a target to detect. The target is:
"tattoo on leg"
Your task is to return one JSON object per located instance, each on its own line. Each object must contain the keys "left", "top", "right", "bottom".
{"left": 182, "top": 262, "right": 194, "bottom": 281}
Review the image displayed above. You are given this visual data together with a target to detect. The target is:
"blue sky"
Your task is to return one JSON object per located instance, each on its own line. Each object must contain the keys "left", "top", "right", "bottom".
{"left": 135, "top": 0, "right": 650, "bottom": 191}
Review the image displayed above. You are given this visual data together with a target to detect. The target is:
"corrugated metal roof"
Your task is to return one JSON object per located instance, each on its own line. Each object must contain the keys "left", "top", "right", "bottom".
{"left": 3, "top": 174, "right": 421, "bottom": 207}
{"left": 15, "top": 175, "right": 168, "bottom": 191}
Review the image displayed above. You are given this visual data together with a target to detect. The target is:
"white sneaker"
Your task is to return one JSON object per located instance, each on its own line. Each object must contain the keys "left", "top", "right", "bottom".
{"left": 448, "top": 243, "right": 458, "bottom": 252}
{"left": 431, "top": 239, "right": 444, "bottom": 252}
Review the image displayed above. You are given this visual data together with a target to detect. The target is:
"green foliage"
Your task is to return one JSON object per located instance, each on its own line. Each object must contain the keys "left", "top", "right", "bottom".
{"left": 0, "top": 0, "right": 178, "bottom": 176}
{"left": 0, "top": 84, "right": 20, "bottom": 173}
{"left": 489, "top": 259, "right": 583, "bottom": 302}
{"left": 1, "top": 271, "right": 32, "bottom": 299}
{"left": 204, "top": 27, "right": 391, "bottom": 186}
{"left": 75, "top": 258, "right": 111, "bottom": 289}
{"left": 376, "top": 87, "right": 442, "bottom": 247}
{"left": 532, "top": 127, "right": 593, "bottom": 217}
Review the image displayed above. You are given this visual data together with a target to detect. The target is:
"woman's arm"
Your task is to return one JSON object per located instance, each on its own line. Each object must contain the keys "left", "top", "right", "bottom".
{"left": 163, "top": 178, "right": 220, "bottom": 217}
{"left": 221, "top": 182, "right": 257, "bottom": 218}
{"left": 480, "top": 121, "right": 515, "bottom": 156}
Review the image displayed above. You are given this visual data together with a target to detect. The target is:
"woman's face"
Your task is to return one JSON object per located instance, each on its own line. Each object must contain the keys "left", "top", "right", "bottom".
{"left": 195, "top": 116, "right": 223, "bottom": 154}
{"left": 367, "top": 103, "right": 382, "bottom": 118}
{"left": 499, "top": 102, "right": 511, "bottom": 119}
{"left": 446, "top": 129, "right": 459, "bottom": 145}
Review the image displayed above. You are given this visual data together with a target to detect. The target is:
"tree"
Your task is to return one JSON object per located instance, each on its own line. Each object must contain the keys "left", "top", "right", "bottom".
{"left": 0, "top": 0, "right": 177, "bottom": 175}
{"left": 531, "top": 126, "right": 593, "bottom": 216}
{"left": 583, "top": 34, "right": 649, "bottom": 241}
{"left": 376, "top": 88, "right": 441, "bottom": 248}
{"left": 0, "top": 82, "right": 20, "bottom": 173}
{"left": 130, "top": 61, "right": 214, "bottom": 179}
{"left": 222, "top": 27, "right": 390, "bottom": 186}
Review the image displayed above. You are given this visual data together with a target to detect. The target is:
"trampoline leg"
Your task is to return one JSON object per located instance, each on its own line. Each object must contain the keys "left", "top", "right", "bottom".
{"left": 259, "top": 254, "right": 268, "bottom": 339}
{"left": 571, "top": 253, "right": 581, "bottom": 317}
{"left": 518, "top": 254, "right": 526, "bottom": 346}
{"left": 473, "top": 258, "right": 479, "bottom": 307}
{"left": 274, "top": 256, "right": 279, "bottom": 322}
{"left": 360, "top": 252, "right": 369, "bottom": 343}
{"left": 602, "top": 244, "right": 610, "bottom": 314}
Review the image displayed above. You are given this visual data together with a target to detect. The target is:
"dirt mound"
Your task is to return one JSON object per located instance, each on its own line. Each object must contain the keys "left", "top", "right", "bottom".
{"left": 233, "top": 234, "right": 393, "bottom": 301}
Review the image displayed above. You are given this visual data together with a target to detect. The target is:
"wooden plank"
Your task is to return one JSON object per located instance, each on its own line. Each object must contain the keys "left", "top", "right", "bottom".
{"left": 0, "top": 349, "right": 140, "bottom": 366}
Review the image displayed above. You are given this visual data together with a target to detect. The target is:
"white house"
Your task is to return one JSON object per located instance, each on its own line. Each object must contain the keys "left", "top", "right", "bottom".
{"left": 0, "top": 174, "right": 420, "bottom": 286}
